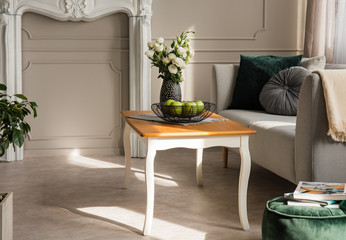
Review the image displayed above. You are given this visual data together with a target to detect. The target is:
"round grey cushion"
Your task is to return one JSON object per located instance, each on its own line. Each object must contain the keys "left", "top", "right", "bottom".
{"left": 259, "top": 66, "right": 311, "bottom": 116}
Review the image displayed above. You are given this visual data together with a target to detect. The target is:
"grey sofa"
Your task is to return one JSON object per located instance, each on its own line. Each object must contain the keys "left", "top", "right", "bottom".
{"left": 212, "top": 64, "right": 346, "bottom": 184}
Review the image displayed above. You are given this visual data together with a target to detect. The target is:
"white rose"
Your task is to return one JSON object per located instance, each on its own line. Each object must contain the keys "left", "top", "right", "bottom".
{"left": 162, "top": 57, "right": 170, "bottom": 64}
{"left": 168, "top": 53, "right": 176, "bottom": 60}
{"left": 188, "top": 49, "right": 195, "bottom": 57}
{"left": 156, "top": 37, "right": 164, "bottom": 44}
{"left": 145, "top": 50, "right": 155, "bottom": 58}
{"left": 177, "top": 47, "right": 187, "bottom": 55}
{"left": 180, "top": 74, "right": 185, "bottom": 82}
{"left": 168, "top": 64, "right": 178, "bottom": 74}
{"left": 166, "top": 47, "right": 173, "bottom": 54}
{"left": 172, "top": 57, "right": 185, "bottom": 68}
{"left": 155, "top": 44, "right": 164, "bottom": 52}
{"left": 147, "top": 41, "right": 155, "bottom": 48}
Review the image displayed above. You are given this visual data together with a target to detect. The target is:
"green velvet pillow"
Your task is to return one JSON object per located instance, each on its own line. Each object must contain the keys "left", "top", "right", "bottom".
{"left": 262, "top": 196, "right": 346, "bottom": 240}
{"left": 229, "top": 54, "right": 303, "bottom": 110}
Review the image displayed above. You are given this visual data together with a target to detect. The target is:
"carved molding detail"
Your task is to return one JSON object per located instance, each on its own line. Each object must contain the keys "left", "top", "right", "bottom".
{"left": 65, "top": 0, "right": 86, "bottom": 18}
{"left": 140, "top": 0, "right": 152, "bottom": 25}
{"left": 0, "top": 0, "right": 9, "bottom": 14}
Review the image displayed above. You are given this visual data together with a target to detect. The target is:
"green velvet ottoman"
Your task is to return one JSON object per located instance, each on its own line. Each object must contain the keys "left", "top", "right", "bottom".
{"left": 262, "top": 196, "right": 346, "bottom": 240}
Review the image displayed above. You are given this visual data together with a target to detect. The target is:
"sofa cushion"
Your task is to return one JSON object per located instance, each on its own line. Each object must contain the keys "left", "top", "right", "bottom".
{"left": 219, "top": 109, "right": 296, "bottom": 127}
{"left": 219, "top": 109, "right": 297, "bottom": 183}
{"left": 259, "top": 66, "right": 311, "bottom": 116}
{"left": 229, "top": 54, "right": 303, "bottom": 110}
{"left": 300, "top": 56, "right": 326, "bottom": 71}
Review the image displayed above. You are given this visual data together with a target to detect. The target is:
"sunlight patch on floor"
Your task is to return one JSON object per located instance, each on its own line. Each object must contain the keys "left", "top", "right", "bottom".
{"left": 134, "top": 172, "right": 179, "bottom": 187}
{"left": 67, "top": 149, "right": 179, "bottom": 186}
{"left": 77, "top": 206, "right": 206, "bottom": 239}
{"left": 68, "top": 150, "right": 123, "bottom": 168}
{"left": 68, "top": 155, "right": 124, "bottom": 168}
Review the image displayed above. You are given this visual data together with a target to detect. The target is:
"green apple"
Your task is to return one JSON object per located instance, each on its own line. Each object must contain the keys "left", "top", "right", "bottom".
{"left": 183, "top": 101, "right": 197, "bottom": 117}
{"left": 171, "top": 101, "right": 183, "bottom": 116}
{"left": 195, "top": 100, "right": 204, "bottom": 114}
{"left": 164, "top": 99, "right": 175, "bottom": 114}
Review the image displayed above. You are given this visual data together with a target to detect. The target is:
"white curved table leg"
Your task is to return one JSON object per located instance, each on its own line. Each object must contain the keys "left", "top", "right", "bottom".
{"left": 143, "top": 140, "right": 156, "bottom": 236}
{"left": 123, "top": 123, "right": 131, "bottom": 189}
{"left": 238, "top": 136, "right": 251, "bottom": 231}
{"left": 196, "top": 148, "right": 203, "bottom": 186}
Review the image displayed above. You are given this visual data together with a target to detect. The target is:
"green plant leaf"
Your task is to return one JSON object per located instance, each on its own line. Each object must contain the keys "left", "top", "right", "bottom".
{"left": 0, "top": 69, "right": 36, "bottom": 154}
{"left": 12, "top": 129, "right": 24, "bottom": 148}
{"left": 0, "top": 83, "right": 7, "bottom": 91}
{"left": 14, "top": 94, "right": 28, "bottom": 101}
{"left": 29, "top": 102, "right": 38, "bottom": 117}
{"left": 0, "top": 145, "right": 4, "bottom": 157}
{"left": 0, "top": 138, "right": 10, "bottom": 157}
{"left": 29, "top": 102, "right": 38, "bottom": 108}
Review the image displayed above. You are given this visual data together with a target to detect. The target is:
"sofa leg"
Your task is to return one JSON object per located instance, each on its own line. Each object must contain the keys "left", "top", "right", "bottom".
{"left": 222, "top": 147, "right": 228, "bottom": 168}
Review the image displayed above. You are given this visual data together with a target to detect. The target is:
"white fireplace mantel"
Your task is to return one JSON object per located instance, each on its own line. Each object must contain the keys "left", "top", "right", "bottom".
{"left": 0, "top": 0, "right": 152, "bottom": 161}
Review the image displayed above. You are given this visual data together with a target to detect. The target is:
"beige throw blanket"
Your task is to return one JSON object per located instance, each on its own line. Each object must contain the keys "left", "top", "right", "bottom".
{"left": 314, "top": 70, "right": 346, "bottom": 142}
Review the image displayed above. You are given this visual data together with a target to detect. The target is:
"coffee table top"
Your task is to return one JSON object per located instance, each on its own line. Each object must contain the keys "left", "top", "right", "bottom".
{"left": 121, "top": 110, "right": 256, "bottom": 138}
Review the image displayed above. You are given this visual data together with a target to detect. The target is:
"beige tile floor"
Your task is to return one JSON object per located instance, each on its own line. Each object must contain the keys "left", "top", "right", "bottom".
{"left": 0, "top": 148, "right": 295, "bottom": 240}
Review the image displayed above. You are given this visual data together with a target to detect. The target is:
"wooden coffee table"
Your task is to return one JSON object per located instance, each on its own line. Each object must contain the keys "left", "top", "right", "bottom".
{"left": 121, "top": 111, "right": 256, "bottom": 235}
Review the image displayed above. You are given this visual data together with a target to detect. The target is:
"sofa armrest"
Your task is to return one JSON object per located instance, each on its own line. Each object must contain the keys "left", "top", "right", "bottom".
{"left": 211, "top": 64, "right": 239, "bottom": 113}
{"left": 295, "top": 73, "right": 346, "bottom": 183}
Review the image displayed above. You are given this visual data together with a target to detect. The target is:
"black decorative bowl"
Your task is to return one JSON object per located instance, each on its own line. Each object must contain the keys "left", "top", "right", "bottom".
{"left": 151, "top": 102, "right": 216, "bottom": 123}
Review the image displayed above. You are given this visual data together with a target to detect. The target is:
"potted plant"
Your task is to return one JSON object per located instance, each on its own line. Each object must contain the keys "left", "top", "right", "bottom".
{"left": 0, "top": 192, "right": 13, "bottom": 240}
{"left": 145, "top": 31, "right": 195, "bottom": 102}
{"left": 0, "top": 83, "right": 38, "bottom": 157}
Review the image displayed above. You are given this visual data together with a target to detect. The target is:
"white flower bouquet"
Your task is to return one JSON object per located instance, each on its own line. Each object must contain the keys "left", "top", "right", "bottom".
{"left": 145, "top": 31, "right": 195, "bottom": 83}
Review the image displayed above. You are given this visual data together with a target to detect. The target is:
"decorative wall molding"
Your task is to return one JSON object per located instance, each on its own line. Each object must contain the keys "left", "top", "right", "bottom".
{"left": 252, "top": 0, "right": 266, "bottom": 39}
{"left": 28, "top": 135, "right": 113, "bottom": 141}
{"left": 154, "top": 0, "right": 266, "bottom": 41}
{"left": 190, "top": 61, "right": 240, "bottom": 64}
{"left": 24, "top": 61, "right": 122, "bottom": 141}
{"left": 140, "top": 0, "right": 152, "bottom": 25}
{"left": 194, "top": 49, "right": 304, "bottom": 53}
{"left": 21, "top": 26, "right": 130, "bottom": 52}
{"left": 0, "top": 0, "right": 9, "bottom": 14}
{"left": 22, "top": 27, "right": 130, "bottom": 41}
{"left": 22, "top": 49, "right": 129, "bottom": 52}
{"left": 188, "top": 48, "right": 304, "bottom": 64}
{"left": 1, "top": 0, "right": 152, "bottom": 160}
{"left": 65, "top": 0, "right": 86, "bottom": 19}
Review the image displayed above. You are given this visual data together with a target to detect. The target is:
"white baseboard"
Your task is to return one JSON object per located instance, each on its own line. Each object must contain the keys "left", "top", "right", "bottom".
{"left": 23, "top": 148, "right": 124, "bottom": 158}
